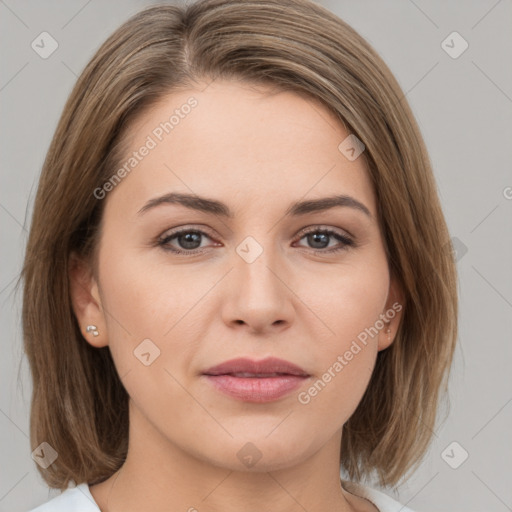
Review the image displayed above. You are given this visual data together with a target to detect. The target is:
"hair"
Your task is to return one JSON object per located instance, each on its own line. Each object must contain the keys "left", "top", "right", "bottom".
{"left": 20, "top": 0, "right": 458, "bottom": 492}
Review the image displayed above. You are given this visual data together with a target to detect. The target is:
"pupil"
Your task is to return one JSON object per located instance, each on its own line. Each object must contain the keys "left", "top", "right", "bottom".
{"left": 180, "top": 232, "right": 201, "bottom": 249}
{"left": 309, "top": 232, "right": 328, "bottom": 249}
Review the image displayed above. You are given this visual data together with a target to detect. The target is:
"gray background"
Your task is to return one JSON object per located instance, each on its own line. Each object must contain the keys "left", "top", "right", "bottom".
{"left": 1, "top": 1, "right": 511, "bottom": 511}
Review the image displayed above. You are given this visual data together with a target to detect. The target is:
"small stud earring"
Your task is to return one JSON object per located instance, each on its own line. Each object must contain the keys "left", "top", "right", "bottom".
{"left": 86, "top": 325, "right": 99, "bottom": 337}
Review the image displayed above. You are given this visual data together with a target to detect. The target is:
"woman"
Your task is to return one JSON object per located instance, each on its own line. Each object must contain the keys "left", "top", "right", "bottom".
{"left": 23, "top": 0, "right": 458, "bottom": 510}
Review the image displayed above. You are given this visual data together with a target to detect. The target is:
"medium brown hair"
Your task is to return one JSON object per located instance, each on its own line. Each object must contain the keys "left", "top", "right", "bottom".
{"left": 21, "top": 0, "right": 458, "bottom": 491}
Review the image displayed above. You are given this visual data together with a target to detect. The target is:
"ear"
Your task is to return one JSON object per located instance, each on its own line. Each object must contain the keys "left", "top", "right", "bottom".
{"left": 378, "top": 275, "right": 405, "bottom": 351}
{"left": 69, "top": 251, "right": 108, "bottom": 348}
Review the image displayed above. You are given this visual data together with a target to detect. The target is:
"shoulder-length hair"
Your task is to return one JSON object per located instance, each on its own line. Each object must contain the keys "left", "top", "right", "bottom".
{"left": 21, "top": 0, "right": 458, "bottom": 491}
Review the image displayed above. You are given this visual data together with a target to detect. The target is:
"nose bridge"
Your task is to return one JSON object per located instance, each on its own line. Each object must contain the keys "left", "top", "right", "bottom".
{"left": 224, "top": 232, "right": 293, "bottom": 330}
{"left": 235, "top": 234, "right": 283, "bottom": 301}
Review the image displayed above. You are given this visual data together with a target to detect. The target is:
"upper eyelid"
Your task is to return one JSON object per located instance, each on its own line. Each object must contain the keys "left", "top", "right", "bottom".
{"left": 159, "top": 224, "right": 349, "bottom": 234}
{"left": 159, "top": 225, "right": 217, "bottom": 241}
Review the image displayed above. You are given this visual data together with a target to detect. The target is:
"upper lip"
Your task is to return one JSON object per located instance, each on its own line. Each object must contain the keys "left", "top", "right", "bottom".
{"left": 202, "top": 357, "right": 310, "bottom": 377}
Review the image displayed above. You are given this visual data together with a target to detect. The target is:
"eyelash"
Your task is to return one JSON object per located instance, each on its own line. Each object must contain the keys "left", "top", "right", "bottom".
{"left": 157, "top": 225, "right": 356, "bottom": 256}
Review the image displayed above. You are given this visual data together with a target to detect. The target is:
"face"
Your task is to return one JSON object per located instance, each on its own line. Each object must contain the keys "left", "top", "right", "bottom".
{"left": 71, "top": 79, "right": 403, "bottom": 473}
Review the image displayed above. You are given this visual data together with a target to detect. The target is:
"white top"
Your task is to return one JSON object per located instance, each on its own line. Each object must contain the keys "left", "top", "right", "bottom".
{"left": 27, "top": 479, "right": 415, "bottom": 512}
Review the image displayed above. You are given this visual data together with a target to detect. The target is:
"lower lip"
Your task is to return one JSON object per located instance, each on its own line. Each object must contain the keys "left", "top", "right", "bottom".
{"left": 203, "top": 375, "right": 308, "bottom": 402}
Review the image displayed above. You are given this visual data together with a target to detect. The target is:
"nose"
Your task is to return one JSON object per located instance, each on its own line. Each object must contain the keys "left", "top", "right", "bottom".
{"left": 221, "top": 245, "right": 295, "bottom": 335}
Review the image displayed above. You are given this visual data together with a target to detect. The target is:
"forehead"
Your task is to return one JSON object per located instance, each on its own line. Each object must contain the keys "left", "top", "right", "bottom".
{"left": 105, "top": 79, "right": 376, "bottom": 220}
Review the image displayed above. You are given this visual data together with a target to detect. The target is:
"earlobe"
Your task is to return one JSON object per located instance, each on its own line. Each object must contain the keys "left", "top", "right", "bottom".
{"left": 378, "top": 275, "right": 405, "bottom": 351}
{"left": 68, "top": 251, "right": 108, "bottom": 348}
{"left": 378, "top": 320, "right": 394, "bottom": 351}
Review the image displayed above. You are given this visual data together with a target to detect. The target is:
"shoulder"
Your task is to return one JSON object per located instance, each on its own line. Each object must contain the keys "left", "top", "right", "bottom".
{"left": 341, "top": 479, "right": 416, "bottom": 512}
{"left": 27, "top": 483, "right": 100, "bottom": 512}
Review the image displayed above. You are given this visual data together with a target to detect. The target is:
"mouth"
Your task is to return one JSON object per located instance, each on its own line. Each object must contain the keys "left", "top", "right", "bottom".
{"left": 215, "top": 372, "right": 299, "bottom": 378}
{"left": 202, "top": 357, "right": 310, "bottom": 403}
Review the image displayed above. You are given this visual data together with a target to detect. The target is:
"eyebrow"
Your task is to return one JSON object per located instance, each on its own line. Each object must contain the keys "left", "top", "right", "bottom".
{"left": 137, "top": 192, "right": 372, "bottom": 220}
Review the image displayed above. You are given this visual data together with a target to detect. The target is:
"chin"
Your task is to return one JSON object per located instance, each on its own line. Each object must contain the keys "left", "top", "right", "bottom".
{"left": 191, "top": 434, "right": 319, "bottom": 473}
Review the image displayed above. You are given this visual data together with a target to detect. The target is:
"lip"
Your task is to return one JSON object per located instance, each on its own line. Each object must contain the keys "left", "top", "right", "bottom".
{"left": 203, "top": 357, "right": 309, "bottom": 377}
{"left": 202, "top": 357, "right": 310, "bottom": 403}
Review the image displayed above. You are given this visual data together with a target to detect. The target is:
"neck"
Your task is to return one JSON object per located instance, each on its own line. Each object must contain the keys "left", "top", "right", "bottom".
{"left": 89, "top": 400, "right": 375, "bottom": 512}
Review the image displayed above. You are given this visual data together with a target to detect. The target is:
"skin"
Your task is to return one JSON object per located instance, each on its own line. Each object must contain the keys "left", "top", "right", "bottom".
{"left": 70, "top": 79, "right": 404, "bottom": 512}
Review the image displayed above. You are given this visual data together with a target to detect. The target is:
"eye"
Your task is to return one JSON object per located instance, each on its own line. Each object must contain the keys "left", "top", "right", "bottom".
{"left": 294, "top": 226, "right": 355, "bottom": 254}
{"left": 158, "top": 227, "right": 217, "bottom": 255}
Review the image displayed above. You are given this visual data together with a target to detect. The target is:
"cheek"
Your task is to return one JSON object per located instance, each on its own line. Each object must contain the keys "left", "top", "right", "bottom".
{"left": 298, "top": 350, "right": 376, "bottom": 429}
{"left": 96, "top": 248, "right": 202, "bottom": 378}
{"left": 96, "top": 256, "right": 201, "bottom": 417}
{"left": 307, "top": 257, "right": 389, "bottom": 343}
{"left": 297, "top": 262, "right": 387, "bottom": 407}
{"left": 99, "top": 245, "right": 201, "bottom": 335}
{"left": 297, "top": 276, "right": 384, "bottom": 413}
